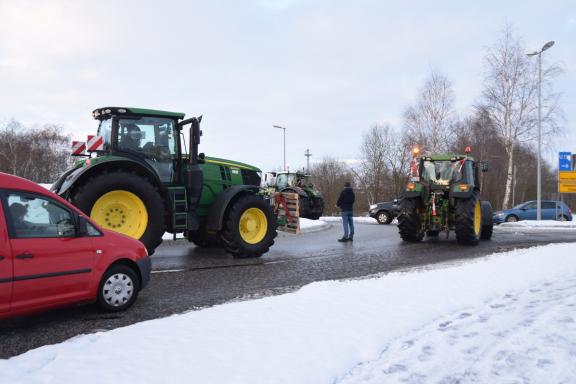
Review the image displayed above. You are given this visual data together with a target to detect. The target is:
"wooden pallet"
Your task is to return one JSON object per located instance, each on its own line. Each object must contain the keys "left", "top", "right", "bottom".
{"left": 274, "top": 192, "right": 300, "bottom": 234}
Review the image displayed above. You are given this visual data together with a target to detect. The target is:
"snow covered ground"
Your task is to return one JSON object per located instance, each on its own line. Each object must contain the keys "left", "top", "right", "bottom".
{"left": 498, "top": 219, "right": 576, "bottom": 230}
{"left": 3, "top": 243, "right": 576, "bottom": 383}
{"left": 321, "top": 216, "right": 380, "bottom": 225}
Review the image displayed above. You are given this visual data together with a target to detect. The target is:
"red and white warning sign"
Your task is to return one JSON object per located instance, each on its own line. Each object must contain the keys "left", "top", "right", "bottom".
{"left": 86, "top": 135, "right": 104, "bottom": 152}
{"left": 71, "top": 141, "right": 86, "bottom": 156}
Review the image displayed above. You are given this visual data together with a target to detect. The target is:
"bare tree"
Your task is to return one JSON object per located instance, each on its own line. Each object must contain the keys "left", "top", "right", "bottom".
{"left": 358, "top": 124, "right": 411, "bottom": 206}
{"left": 480, "top": 25, "right": 562, "bottom": 209}
{"left": 0, "top": 120, "right": 71, "bottom": 183}
{"left": 404, "top": 69, "right": 456, "bottom": 153}
{"left": 310, "top": 157, "right": 354, "bottom": 216}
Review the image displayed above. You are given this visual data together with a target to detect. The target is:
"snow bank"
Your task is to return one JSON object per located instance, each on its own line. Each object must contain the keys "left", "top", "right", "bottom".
{"left": 498, "top": 220, "right": 576, "bottom": 230}
{"left": 321, "top": 216, "right": 379, "bottom": 225}
{"left": 3, "top": 243, "right": 576, "bottom": 383}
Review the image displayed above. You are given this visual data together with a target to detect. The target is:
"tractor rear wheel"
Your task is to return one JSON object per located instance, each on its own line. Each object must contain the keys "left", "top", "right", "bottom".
{"left": 455, "top": 193, "right": 482, "bottom": 245}
{"left": 71, "top": 171, "right": 165, "bottom": 255}
{"left": 480, "top": 201, "right": 494, "bottom": 240}
{"left": 398, "top": 198, "right": 424, "bottom": 242}
{"left": 221, "top": 194, "right": 278, "bottom": 258}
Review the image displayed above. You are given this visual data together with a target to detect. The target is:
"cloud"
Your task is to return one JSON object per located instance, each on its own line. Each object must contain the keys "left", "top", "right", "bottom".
{"left": 257, "top": 0, "right": 302, "bottom": 12}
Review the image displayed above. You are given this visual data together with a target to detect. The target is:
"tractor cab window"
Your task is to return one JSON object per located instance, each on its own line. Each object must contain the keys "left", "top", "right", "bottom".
{"left": 117, "top": 117, "right": 177, "bottom": 183}
{"left": 421, "top": 160, "right": 463, "bottom": 185}
{"left": 97, "top": 118, "right": 112, "bottom": 150}
{"left": 276, "top": 173, "right": 296, "bottom": 189}
{"left": 117, "top": 117, "right": 176, "bottom": 160}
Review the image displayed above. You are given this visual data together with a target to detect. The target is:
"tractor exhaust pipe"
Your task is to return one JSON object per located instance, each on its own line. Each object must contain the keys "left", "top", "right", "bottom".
{"left": 179, "top": 116, "right": 203, "bottom": 231}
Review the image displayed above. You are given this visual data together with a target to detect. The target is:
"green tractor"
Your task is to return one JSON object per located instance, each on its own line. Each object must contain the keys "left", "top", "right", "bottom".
{"left": 262, "top": 171, "right": 325, "bottom": 220}
{"left": 51, "top": 107, "right": 277, "bottom": 257}
{"left": 397, "top": 147, "right": 493, "bottom": 245}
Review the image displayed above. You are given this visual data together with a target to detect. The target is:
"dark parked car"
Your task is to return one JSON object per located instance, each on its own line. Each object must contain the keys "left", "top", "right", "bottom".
{"left": 493, "top": 200, "right": 573, "bottom": 224}
{"left": 369, "top": 199, "right": 400, "bottom": 224}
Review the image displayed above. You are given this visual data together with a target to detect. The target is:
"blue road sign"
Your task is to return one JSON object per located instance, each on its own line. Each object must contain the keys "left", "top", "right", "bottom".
{"left": 559, "top": 152, "right": 572, "bottom": 171}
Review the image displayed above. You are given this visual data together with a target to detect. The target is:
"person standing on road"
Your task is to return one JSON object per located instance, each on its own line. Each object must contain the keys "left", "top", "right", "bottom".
{"left": 337, "top": 181, "right": 355, "bottom": 242}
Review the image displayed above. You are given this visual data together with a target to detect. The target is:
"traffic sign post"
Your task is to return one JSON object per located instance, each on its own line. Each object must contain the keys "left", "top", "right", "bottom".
{"left": 558, "top": 152, "right": 575, "bottom": 194}
{"left": 559, "top": 171, "right": 576, "bottom": 193}
{"left": 559, "top": 152, "right": 572, "bottom": 171}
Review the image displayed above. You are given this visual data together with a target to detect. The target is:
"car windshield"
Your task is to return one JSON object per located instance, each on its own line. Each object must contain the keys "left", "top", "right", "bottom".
{"left": 421, "top": 160, "right": 463, "bottom": 185}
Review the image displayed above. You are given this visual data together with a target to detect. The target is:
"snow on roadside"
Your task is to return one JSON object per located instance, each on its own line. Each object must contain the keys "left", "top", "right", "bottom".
{"left": 321, "top": 216, "right": 379, "bottom": 224}
{"left": 498, "top": 220, "right": 576, "bottom": 230}
{"left": 3, "top": 243, "right": 576, "bottom": 383}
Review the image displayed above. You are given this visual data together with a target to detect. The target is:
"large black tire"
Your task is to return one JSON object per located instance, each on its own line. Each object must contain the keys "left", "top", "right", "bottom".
{"left": 70, "top": 171, "right": 165, "bottom": 255}
{"left": 398, "top": 198, "right": 424, "bottom": 242}
{"left": 96, "top": 264, "right": 140, "bottom": 312}
{"left": 480, "top": 201, "right": 494, "bottom": 240}
{"left": 188, "top": 229, "right": 221, "bottom": 248}
{"left": 221, "top": 194, "right": 278, "bottom": 258}
{"left": 454, "top": 192, "right": 482, "bottom": 245}
{"left": 376, "top": 210, "right": 393, "bottom": 225}
{"left": 298, "top": 195, "right": 312, "bottom": 219}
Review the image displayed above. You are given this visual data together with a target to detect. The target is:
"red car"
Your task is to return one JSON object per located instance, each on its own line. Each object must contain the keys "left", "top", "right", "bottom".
{"left": 0, "top": 172, "right": 151, "bottom": 319}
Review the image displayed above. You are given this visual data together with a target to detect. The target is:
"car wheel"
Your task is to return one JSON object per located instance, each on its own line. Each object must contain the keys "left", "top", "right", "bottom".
{"left": 376, "top": 211, "right": 393, "bottom": 225}
{"left": 505, "top": 215, "right": 518, "bottom": 223}
{"left": 97, "top": 265, "right": 140, "bottom": 312}
{"left": 558, "top": 215, "right": 569, "bottom": 222}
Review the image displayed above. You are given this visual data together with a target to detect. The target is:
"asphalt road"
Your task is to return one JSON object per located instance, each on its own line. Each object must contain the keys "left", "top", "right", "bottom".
{"left": 1, "top": 223, "right": 575, "bottom": 359}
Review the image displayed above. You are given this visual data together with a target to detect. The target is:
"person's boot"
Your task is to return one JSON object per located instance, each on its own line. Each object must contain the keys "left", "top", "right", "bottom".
{"left": 348, "top": 235, "right": 354, "bottom": 242}
{"left": 338, "top": 237, "right": 348, "bottom": 242}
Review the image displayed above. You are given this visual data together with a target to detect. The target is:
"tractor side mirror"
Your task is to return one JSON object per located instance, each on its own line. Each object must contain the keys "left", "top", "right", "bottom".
{"left": 198, "top": 152, "right": 206, "bottom": 163}
{"left": 481, "top": 162, "right": 489, "bottom": 172}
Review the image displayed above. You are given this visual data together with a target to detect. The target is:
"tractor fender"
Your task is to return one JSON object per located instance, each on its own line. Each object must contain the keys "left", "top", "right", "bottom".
{"left": 281, "top": 187, "right": 308, "bottom": 198}
{"left": 450, "top": 190, "right": 474, "bottom": 199}
{"left": 205, "top": 185, "right": 260, "bottom": 232}
{"left": 53, "top": 159, "right": 165, "bottom": 200}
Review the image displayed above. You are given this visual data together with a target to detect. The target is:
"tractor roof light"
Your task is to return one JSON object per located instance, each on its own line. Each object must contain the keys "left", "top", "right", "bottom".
{"left": 412, "top": 146, "right": 421, "bottom": 157}
{"left": 465, "top": 146, "right": 472, "bottom": 154}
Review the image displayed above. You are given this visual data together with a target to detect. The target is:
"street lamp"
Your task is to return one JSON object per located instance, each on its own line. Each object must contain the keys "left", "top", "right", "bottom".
{"left": 273, "top": 125, "right": 287, "bottom": 171}
{"left": 527, "top": 40, "right": 554, "bottom": 221}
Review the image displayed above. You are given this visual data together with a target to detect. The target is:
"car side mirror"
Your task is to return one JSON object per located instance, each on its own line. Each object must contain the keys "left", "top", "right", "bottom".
{"left": 77, "top": 215, "right": 88, "bottom": 237}
{"left": 393, "top": 199, "right": 398, "bottom": 204}
{"left": 481, "top": 162, "right": 488, "bottom": 172}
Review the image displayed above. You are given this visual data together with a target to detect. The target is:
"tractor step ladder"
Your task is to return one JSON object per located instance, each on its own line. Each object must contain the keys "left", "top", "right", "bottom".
{"left": 168, "top": 187, "right": 188, "bottom": 230}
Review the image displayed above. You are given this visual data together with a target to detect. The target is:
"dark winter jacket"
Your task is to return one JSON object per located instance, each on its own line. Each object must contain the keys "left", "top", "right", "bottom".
{"left": 337, "top": 187, "right": 355, "bottom": 212}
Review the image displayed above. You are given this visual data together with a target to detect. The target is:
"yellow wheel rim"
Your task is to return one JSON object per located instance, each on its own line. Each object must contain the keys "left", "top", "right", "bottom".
{"left": 90, "top": 190, "right": 148, "bottom": 239}
{"left": 474, "top": 201, "right": 482, "bottom": 237}
{"left": 239, "top": 208, "right": 268, "bottom": 244}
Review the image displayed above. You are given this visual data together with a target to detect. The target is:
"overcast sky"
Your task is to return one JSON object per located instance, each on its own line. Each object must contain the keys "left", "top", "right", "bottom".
{"left": 0, "top": 0, "right": 574, "bottom": 172}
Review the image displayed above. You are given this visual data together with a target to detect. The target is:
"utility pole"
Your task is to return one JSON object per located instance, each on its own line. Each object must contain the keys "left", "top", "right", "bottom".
{"left": 304, "top": 148, "right": 312, "bottom": 173}
{"left": 272, "top": 125, "right": 287, "bottom": 171}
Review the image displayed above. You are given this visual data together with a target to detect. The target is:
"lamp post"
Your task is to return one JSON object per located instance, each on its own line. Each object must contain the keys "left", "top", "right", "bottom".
{"left": 527, "top": 40, "right": 554, "bottom": 221}
{"left": 273, "top": 125, "right": 287, "bottom": 171}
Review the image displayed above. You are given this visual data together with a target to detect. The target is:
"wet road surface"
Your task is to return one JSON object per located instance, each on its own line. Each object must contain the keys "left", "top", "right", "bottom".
{"left": 1, "top": 223, "right": 575, "bottom": 358}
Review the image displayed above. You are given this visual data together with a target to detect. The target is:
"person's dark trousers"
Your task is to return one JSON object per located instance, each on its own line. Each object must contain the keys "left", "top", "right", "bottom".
{"left": 341, "top": 211, "right": 354, "bottom": 240}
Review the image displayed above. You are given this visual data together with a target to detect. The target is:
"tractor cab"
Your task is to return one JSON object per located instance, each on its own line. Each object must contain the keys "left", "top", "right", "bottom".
{"left": 420, "top": 156, "right": 474, "bottom": 189}
{"left": 92, "top": 108, "right": 186, "bottom": 183}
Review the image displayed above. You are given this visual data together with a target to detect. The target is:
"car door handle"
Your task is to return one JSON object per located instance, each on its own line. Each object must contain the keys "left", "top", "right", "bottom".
{"left": 16, "top": 253, "right": 34, "bottom": 259}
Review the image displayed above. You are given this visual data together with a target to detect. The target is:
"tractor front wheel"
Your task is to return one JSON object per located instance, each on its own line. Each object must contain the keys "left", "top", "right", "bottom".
{"left": 455, "top": 194, "right": 482, "bottom": 245}
{"left": 221, "top": 194, "right": 278, "bottom": 258}
{"left": 398, "top": 198, "right": 425, "bottom": 242}
{"left": 71, "top": 171, "right": 165, "bottom": 255}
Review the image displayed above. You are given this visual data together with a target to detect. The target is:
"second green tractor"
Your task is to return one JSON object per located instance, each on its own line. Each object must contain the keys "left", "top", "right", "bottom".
{"left": 398, "top": 148, "right": 493, "bottom": 245}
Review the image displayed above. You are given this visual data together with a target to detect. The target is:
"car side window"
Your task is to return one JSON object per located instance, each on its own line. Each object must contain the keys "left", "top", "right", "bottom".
{"left": 86, "top": 222, "right": 102, "bottom": 237}
{"left": 6, "top": 193, "right": 76, "bottom": 239}
{"left": 523, "top": 202, "right": 537, "bottom": 210}
{"left": 542, "top": 202, "right": 556, "bottom": 209}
